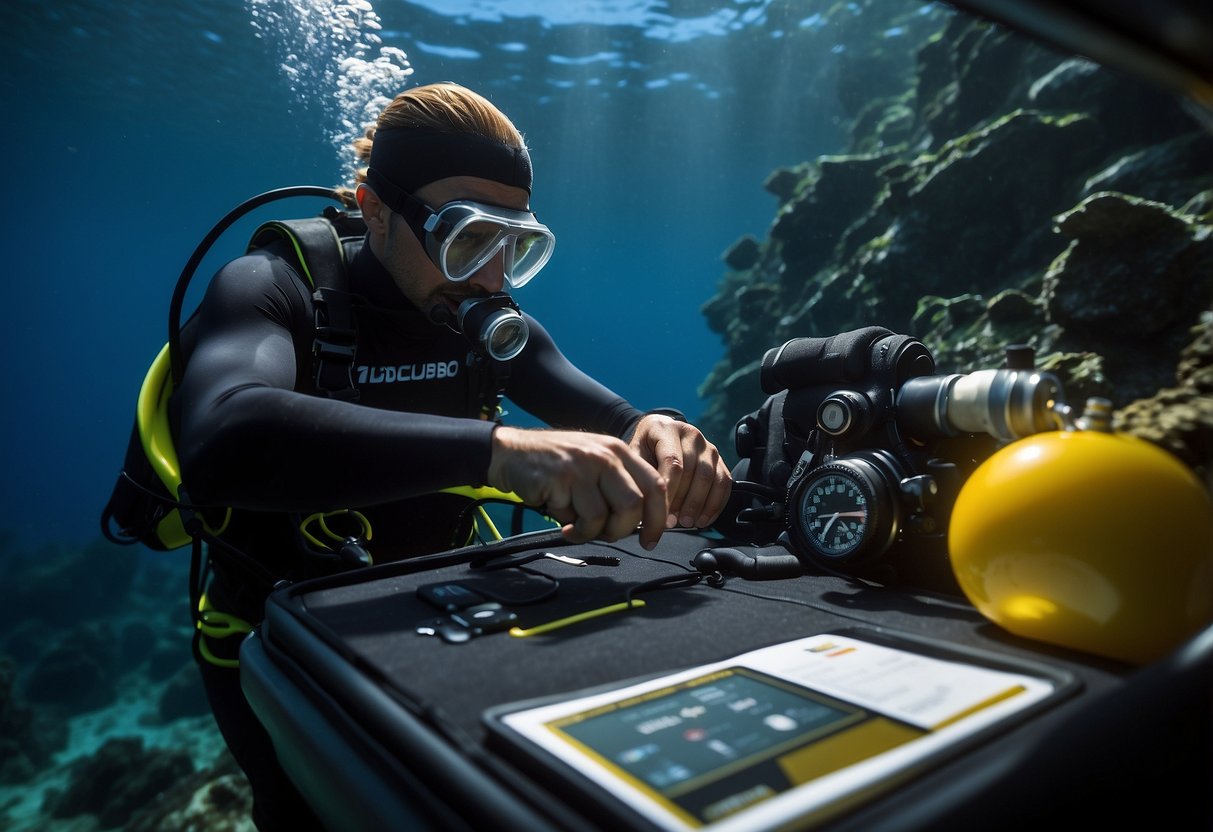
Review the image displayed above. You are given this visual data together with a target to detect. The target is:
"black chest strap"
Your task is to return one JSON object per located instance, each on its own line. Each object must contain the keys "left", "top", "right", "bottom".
{"left": 468, "top": 353, "right": 510, "bottom": 422}
{"left": 312, "top": 286, "right": 361, "bottom": 401}
{"left": 248, "top": 213, "right": 365, "bottom": 401}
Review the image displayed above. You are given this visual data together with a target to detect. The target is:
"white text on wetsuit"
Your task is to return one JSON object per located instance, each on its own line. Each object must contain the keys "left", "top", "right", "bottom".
{"left": 356, "top": 361, "right": 460, "bottom": 384}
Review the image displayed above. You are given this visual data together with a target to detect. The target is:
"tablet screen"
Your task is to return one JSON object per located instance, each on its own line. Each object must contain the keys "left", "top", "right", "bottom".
{"left": 490, "top": 633, "right": 1066, "bottom": 831}
{"left": 550, "top": 666, "right": 917, "bottom": 824}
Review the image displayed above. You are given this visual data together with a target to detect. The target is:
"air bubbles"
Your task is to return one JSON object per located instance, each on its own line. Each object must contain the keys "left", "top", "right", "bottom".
{"left": 246, "top": 0, "right": 414, "bottom": 179}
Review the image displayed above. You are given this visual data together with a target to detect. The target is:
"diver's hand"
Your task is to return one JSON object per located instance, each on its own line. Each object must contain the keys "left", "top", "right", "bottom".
{"left": 488, "top": 427, "right": 669, "bottom": 549}
{"left": 628, "top": 414, "right": 733, "bottom": 530}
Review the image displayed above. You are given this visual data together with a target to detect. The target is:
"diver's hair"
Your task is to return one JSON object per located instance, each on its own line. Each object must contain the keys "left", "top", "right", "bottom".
{"left": 338, "top": 82, "right": 524, "bottom": 204}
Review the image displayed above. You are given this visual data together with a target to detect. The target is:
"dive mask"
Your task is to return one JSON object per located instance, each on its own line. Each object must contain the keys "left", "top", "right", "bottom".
{"left": 367, "top": 167, "right": 555, "bottom": 288}
{"left": 419, "top": 199, "right": 554, "bottom": 287}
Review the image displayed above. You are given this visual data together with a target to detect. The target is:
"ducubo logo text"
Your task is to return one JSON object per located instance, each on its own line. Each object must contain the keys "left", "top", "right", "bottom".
{"left": 356, "top": 361, "right": 460, "bottom": 384}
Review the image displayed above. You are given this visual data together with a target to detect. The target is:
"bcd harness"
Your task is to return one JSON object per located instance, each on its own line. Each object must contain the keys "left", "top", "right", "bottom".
{"left": 100, "top": 189, "right": 519, "bottom": 668}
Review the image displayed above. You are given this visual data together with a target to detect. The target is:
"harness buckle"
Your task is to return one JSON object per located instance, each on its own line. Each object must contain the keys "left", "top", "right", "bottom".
{"left": 313, "top": 333, "right": 357, "bottom": 361}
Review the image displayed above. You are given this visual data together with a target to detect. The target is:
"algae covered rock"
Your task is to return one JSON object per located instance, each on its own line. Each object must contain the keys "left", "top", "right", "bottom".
{"left": 695, "top": 10, "right": 1213, "bottom": 477}
{"left": 1042, "top": 192, "right": 1213, "bottom": 403}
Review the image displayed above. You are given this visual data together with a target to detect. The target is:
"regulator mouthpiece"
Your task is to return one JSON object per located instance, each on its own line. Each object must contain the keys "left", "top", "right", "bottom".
{"left": 457, "top": 293, "right": 529, "bottom": 361}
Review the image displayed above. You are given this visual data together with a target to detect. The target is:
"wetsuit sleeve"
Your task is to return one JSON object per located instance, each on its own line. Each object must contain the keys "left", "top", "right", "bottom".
{"left": 505, "top": 315, "right": 647, "bottom": 438}
{"left": 174, "top": 252, "right": 496, "bottom": 510}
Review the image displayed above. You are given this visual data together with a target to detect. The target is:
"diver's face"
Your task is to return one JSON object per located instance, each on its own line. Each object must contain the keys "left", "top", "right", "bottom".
{"left": 368, "top": 175, "right": 530, "bottom": 318}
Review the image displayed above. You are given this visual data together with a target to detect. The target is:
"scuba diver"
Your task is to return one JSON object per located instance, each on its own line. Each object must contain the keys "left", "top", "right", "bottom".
{"left": 170, "top": 82, "right": 733, "bottom": 830}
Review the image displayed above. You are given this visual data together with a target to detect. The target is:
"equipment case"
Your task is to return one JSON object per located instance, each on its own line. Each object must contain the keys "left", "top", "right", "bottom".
{"left": 240, "top": 529, "right": 1213, "bottom": 831}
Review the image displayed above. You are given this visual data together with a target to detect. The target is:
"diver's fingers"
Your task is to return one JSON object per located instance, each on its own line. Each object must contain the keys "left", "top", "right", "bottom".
{"left": 563, "top": 444, "right": 665, "bottom": 545}
{"left": 632, "top": 416, "right": 731, "bottom": 529}
{"left": 489, "top": 427, "right": 665, "bottom": 547}
{"left": 615, "top": 450, "right": 667, "bottom": 549}
{"left": 677, "top": 450, "right": 733, "bottom": 529}
{"left": 563, "top": 477, "right": 620, "bottom": 543}
{"left": 629, "top": 415, "right": 689, "bottom": 526}
{"left": 648, "top": 432, "right": 687, "bottom": 528}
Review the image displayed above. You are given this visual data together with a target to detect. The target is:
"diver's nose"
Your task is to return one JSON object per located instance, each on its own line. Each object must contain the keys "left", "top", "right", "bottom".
{"left": 469, "top": 248, "right": 507, "bottom": 294}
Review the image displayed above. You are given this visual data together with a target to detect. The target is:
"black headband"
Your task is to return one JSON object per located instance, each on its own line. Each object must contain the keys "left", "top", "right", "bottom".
{"left": 366, "top": 128, "right": 533, "bottom": 214}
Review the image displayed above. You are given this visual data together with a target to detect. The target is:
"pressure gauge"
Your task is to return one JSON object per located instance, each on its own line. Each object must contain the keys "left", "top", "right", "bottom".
{"left": 786, "top": 456, "right": 901, "bottom": 567}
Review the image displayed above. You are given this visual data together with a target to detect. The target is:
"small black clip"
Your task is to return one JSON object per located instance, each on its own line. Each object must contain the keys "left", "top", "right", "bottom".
{"left": 416, "top": 603, "right": 518, "bottom": 644}
{"left": 339, "top": 537, "right": 372, "bottom": 566}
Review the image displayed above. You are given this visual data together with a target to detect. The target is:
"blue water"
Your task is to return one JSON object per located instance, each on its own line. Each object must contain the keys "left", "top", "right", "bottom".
{"left": 2, "top": 0, "right": 867, "bottom": 548}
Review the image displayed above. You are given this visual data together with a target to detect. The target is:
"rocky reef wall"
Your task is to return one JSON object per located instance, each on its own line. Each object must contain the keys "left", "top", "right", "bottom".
{"left": 697, "top": 3, "right": 1213, "bottom": 484}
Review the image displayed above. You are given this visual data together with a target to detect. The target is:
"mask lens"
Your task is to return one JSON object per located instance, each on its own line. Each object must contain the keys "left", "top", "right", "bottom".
{"left": 507, "top": 230, "right": 554, "bottom": 286}
{"left": 444, "top": 220, "right": 503, "bottom": 280}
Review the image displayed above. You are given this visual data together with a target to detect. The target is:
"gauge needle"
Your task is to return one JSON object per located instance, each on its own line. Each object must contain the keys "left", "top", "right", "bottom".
{"left": 821, "top": 512, "right": 840, "bottom": 536}
{"left": 819, "top": 510, "right": 866, "bottom": 537}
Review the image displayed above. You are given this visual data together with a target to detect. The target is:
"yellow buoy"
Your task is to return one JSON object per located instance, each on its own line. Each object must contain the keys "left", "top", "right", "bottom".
{"left": 949, "top": 427, "right": 1213, "bottom": 665}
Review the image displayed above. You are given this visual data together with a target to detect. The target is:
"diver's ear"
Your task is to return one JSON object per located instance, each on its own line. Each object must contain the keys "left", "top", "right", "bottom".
{"left": 357, "top": 184, "right": 388, "bottom": 233}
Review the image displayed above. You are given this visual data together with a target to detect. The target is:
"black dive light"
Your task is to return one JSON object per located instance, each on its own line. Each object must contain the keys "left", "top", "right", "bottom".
{"left": 456, "top": 293, "right": 529, "bottom": 361}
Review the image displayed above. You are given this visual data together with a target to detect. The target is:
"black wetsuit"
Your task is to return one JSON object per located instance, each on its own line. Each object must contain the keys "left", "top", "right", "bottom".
{"left": 174, "top": 235, "right": 645, "bottom": 830}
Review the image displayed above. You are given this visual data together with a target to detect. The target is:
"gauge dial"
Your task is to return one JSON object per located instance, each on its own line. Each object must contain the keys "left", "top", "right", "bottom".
{"left": 786, "top": 456, "right": 902, "bottom": 567}
{"left": 794, "top": 470, "right": 872, "bottom": 558}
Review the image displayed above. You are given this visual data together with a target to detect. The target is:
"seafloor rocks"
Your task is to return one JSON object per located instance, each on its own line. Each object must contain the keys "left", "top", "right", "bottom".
{"left": 23, "top": 624, "right": 120, "bottom": 716}
{"left": 0, "top": 541, "right": 138, "bottom": 631}
{"left": 46, "top": 736, "right": 194, "bottom": 828}
{"left": 912, "top": 15, "right": 1062, "bottom": 148}
{"left": 0, "top": 656, "right": 69, "bottom": 783}
{"left": 126, "top": 757, "right": 253, "bottom": 832}
{"left": 833, "top": 110, "right": 1103, "bottom": 327}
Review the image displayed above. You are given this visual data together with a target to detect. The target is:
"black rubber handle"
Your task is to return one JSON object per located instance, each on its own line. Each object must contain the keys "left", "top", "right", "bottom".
{"left": 692, "top": 545, "right": 805, "bottom": 580}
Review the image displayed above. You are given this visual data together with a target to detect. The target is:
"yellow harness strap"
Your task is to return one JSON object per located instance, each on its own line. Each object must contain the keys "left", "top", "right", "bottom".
{"left": 196, "top": 591, "right": 252, "bottom": 669}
